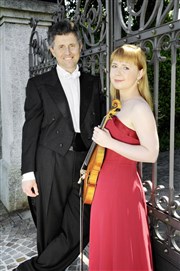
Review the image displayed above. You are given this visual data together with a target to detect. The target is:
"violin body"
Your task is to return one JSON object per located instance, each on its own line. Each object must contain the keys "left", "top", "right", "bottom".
{"left": 79, "top": 99, "right": 121, "bottom": 205}
{"left": 83, "top": 145, "right": 105, "bottom": 204}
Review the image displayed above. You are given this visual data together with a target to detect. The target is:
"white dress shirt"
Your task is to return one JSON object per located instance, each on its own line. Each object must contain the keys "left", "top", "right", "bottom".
{"left": 56, "top": 64, "right": 81, "bottom": 133}
{"left": 22, "top": 65, "right": 81, "bottom": 182}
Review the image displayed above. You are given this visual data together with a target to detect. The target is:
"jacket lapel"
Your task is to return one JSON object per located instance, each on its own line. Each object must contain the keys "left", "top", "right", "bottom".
{"left": 45, "top": 68, "right": 73, "bottom": 122}
{"left": 80, "top": 72, "right": 93, "bottom": 125}
{"left": 45, "top": 68, "right": 93, "bottom": 127}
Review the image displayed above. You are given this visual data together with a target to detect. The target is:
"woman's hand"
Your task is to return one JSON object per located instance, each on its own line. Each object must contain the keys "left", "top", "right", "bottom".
{"left": 92, "top": 127, "right": 112, "bottom": 148}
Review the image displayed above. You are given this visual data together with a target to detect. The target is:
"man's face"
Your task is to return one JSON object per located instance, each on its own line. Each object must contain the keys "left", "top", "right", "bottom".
{"left": 50, "top": 33, "right": 82, "bottom": 73}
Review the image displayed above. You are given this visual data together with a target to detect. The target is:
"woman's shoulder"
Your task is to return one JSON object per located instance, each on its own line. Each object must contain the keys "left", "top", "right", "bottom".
{"left": 131, "top": 97, "right": 151, "bottom": 112}
{"left": 127, "top": 98, "right": 153, "bottom": 124}
{"left": 129, "top": 99, "right": 155, "bottom": 130}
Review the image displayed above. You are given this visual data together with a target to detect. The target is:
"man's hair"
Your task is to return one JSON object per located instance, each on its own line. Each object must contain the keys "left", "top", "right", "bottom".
{"left": 47, "top": 19, "right": 82, "bottom": 47}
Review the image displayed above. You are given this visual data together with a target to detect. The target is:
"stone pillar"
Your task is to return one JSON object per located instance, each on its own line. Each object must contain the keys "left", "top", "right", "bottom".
{"left": 0, "top": 0, "right": 57, "bottom": 211}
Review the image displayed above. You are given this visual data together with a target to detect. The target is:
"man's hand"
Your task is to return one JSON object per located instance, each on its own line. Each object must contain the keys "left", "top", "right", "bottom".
{"left": 22, "top": 179, "right": 39, "bottom": 197}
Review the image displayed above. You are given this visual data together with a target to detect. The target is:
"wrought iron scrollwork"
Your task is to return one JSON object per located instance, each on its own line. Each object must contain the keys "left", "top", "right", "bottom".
{"left": 78, "top": 0, "right": 106, "bottom": 48}
{"left": 143, "top": 178, "right": 180, "bottom": 253}
{"left": 52, "top": 0, "right": 65, "bottom": 22}
{"left": 117, "top": 0, "right": 178, "bottom": 35}
{"left": 29, "top": 18, "right": 55, "bottom": 76}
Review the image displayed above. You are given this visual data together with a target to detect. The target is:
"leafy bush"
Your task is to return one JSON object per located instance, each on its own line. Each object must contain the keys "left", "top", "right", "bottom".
{"left": 148, "top": 51, "right": 180, "bottom": 151}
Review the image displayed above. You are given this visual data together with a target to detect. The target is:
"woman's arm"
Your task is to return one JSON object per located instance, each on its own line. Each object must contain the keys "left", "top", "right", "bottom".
{"left": 92, "top": 102, "right": 159, "bottom": 163}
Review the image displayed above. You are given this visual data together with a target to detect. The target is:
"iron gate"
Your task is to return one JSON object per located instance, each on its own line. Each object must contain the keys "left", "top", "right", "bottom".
{"left": 29, "top": 0, "right": 180, "bottom": 270}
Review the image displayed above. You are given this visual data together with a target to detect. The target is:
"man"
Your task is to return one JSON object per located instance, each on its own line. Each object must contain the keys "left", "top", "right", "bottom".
{"left": 14, "top": 19, "right": 104, "bottom": 271}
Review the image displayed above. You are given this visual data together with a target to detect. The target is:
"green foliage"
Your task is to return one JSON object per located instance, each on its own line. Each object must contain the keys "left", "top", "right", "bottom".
{"left": 148, "top": 51, "right": 180, "bottom": 151}
{"left": 65, "top": 0, "right": 76, "bottom": 18}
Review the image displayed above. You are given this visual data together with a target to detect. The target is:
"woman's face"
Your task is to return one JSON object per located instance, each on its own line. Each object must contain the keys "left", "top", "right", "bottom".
{"left": 110, "top": 60, "right": 143, "bottom": 92}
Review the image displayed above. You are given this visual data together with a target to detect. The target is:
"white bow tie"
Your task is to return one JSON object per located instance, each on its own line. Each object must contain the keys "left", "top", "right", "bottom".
{"left": 63, "top": 70, "right": 81, "bottom": 79}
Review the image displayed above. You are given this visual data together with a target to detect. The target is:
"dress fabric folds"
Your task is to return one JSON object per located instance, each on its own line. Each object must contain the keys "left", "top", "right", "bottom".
{"left": 89, "top": 116, "right": 153, "bottom": 271}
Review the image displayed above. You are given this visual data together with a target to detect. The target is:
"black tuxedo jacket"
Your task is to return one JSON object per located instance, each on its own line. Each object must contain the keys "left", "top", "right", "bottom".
{"left": 21, "top": 67, "right": 103, "bottom": 174}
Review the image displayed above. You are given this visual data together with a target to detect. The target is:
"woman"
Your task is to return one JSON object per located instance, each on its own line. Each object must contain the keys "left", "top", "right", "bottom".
{"left": 89, "top": 44, "right": 159, "bottom": 271}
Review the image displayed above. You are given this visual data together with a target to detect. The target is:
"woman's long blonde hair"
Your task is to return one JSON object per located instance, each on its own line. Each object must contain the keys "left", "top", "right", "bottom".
{"left": 110, "top": 44, "right": 153, "bottom": 109}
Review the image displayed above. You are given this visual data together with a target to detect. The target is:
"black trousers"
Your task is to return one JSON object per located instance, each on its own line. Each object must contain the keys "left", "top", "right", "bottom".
{"left": 19, "top": 146, "right": 90, "bottom": 271}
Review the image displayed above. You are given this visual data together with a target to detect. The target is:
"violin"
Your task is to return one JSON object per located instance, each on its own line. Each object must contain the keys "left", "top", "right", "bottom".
{"left": 79, "top": 99, "right": 121, "bottom": 204}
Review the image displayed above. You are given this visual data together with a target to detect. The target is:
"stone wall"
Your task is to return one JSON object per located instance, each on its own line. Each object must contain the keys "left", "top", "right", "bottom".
{"left": 0, "top": 0, "right": 57, "bottom": 211}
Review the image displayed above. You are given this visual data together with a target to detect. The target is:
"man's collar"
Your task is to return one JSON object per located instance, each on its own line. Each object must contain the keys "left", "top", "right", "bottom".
{"left": 56, "top": 64, "right": 80, "bottom": 79}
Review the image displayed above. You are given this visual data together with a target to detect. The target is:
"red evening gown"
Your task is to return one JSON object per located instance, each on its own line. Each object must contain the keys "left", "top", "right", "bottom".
{"left": 89, "top": 116, "right": 153, "bottom": 271}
